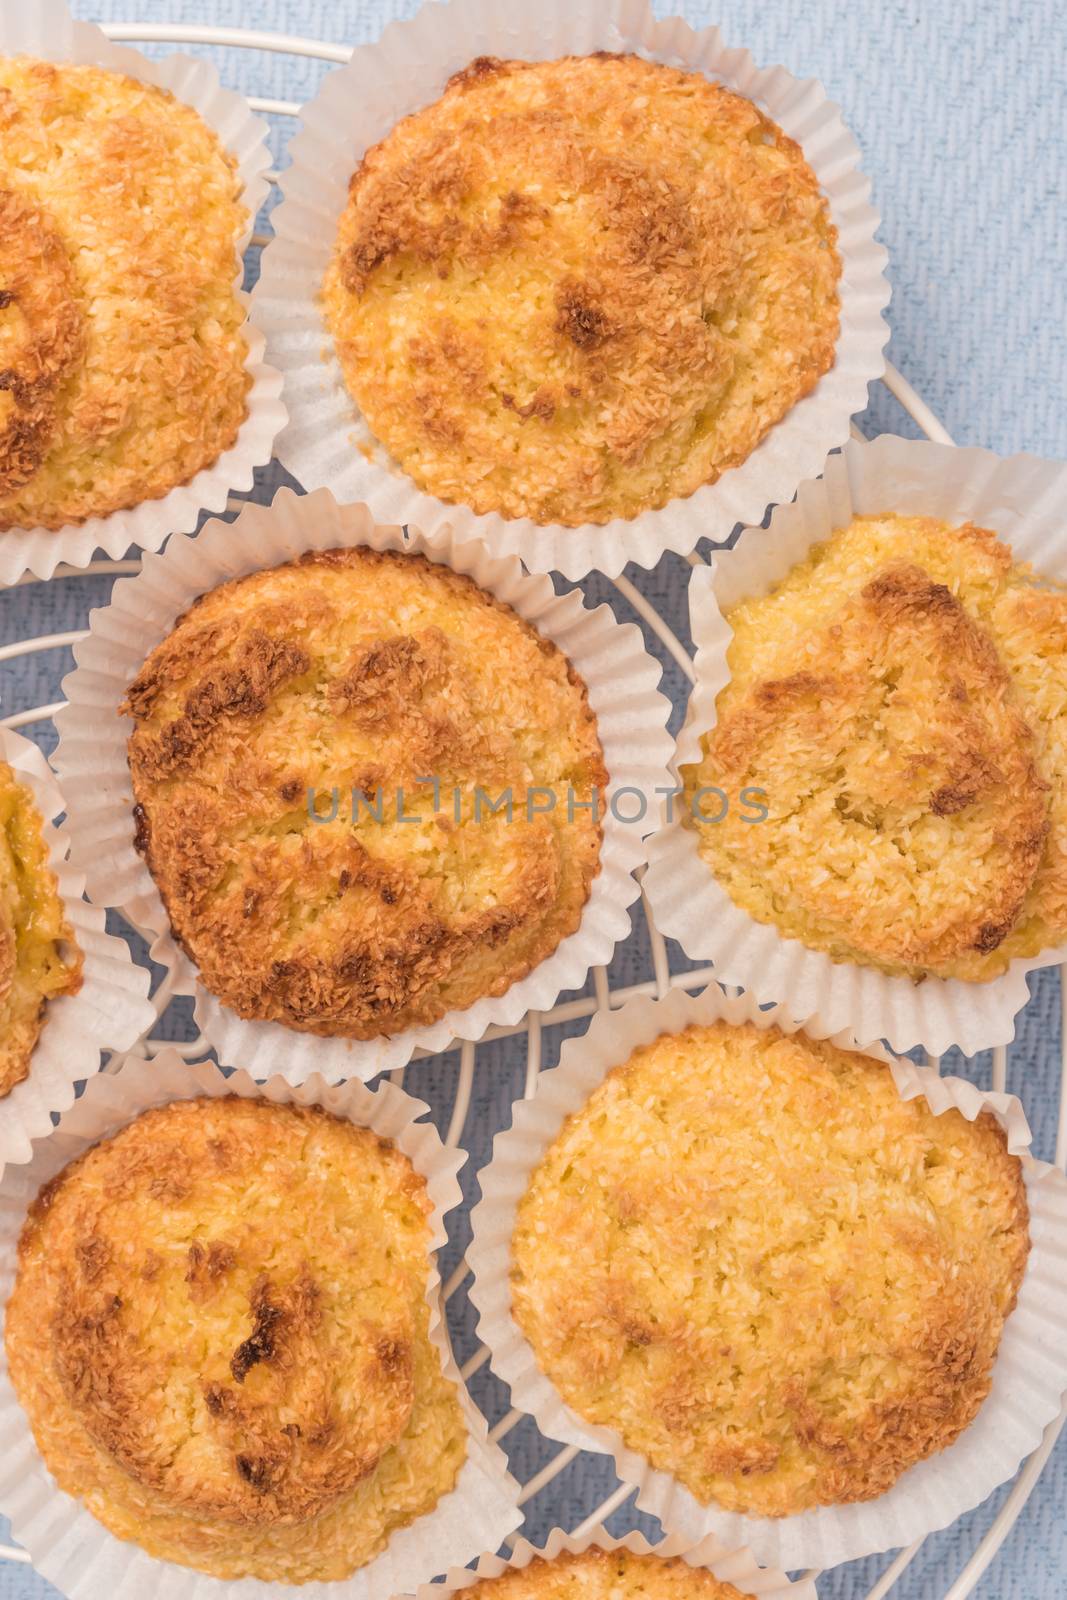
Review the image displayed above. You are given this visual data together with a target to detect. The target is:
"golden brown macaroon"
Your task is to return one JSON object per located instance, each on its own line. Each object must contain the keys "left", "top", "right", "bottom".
{"left": 0, "top": 759, "right": 82, "bottom": 1098}
{"left": 0, "top": 57, "right": 250, "bottom": 531}
{"left": 122, "top": 546, "right": 606, "bottom": 1037}
{"left": 322, "top": 53, "right": 840, "bottom": 526}
{"left": 449, "top": 1547, "right": 762, "bottom": 1600}
{"left": 683, "top": 513, "right": 1067, "bottom": 981}
{"left": 511, "top": 1020, "right": 1030, "bottom": 1516}
{"left": 5, "top": 1095, "right": 467, "bottom": 1582}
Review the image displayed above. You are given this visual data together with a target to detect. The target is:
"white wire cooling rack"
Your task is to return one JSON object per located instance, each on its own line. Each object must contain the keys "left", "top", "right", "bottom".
{"left": 1, "top": 20, "right": 1065, "bottom": 1600}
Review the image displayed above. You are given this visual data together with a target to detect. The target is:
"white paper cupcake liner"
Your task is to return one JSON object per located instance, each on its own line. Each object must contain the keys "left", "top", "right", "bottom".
{"left": 251, "top": 0, "right": 889, "bottom": 581}
{"left": 418, "top": 1523, "right": 816, "bottom": 1600}
{"left": 643, "top": 434, "right": 1067, "bottom": 1059}
{"left": 0, "top": 1050, "right": 522, "bottom": 1600}
{"left": 468, "top": 982, "right": 1067, "bottom": 1570}
{"left": 52, "top": 486, "right": 673, "bottom": 1084}
{"left": 0, "top": 728, "right": 154, "bottom": 1170}
{"left": 0, "top": 0, "right": 286, "bottom": 586}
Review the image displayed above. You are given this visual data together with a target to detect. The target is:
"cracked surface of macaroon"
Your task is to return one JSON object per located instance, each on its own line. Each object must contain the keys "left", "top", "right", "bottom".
{"left": 0, "top": 758, "right": 82, "bottom": 1100}
{"left": 121, "top": 546, "right": 606, "bottom": 1038}
{"left": 510, "top": 1020, "right": 1030, "bottom": 1516}
{"left": 0, "top": 57, "right": 250, "bottom": 532}
{"left": 321, "top": 53, "right": 840, "bottom": 526}
{"left": 683, "top": 513, "right": 1067, "bottom": 981}
{"left": 5, "top": 1095, "right": 467, "bottom": 1582}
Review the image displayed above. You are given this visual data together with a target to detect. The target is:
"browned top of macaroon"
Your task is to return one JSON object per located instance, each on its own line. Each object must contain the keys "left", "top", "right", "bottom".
{"left": 685, "top": 513, "right": 1067, "bottom": 981}
{"left": 322, "top": 52, "right": 840, "bottom": 525}
{"left": 122, "top": 546, "right": 605, "bottom": 1037}
{"left": 9, "top": 1096, "right": 433, "bottom": 1525}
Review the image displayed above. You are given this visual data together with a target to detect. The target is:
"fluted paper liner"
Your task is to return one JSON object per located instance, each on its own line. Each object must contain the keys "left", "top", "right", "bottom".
{"left": 53, "top": 486, "right": 673, "bottom": 1083}
{"left": 644, "top": 434, "right": 1067, "bottom": 1057}
{"left": 252, "top": 0, "right": 889, "bottom": 581}
{"left": 0, "top": 1052, "right": 522, "bottom": 1599}
{"left": 417, "top": 1523, "right": 816, "bottom": 1600}
{"left": 0, "top": 728, "right": 154, "bottom": 1170}
{"left": 0, "top": 0, "right": 286, "bottom": 585}
{"left": 468, "top": 982, "right": 1067, "bottom": 1569}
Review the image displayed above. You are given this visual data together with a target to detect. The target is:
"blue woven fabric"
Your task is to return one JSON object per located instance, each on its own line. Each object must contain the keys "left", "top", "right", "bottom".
{"left": 0, "top": 1, "right": 1065, "bottom": 1596}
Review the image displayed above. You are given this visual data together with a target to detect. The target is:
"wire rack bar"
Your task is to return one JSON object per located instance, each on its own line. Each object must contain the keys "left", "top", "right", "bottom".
{"left": 100, "top": 22, "right": 353, "bottom": 63}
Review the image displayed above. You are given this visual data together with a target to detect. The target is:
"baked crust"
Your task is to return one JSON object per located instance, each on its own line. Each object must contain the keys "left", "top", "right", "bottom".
{"left": 0, "top": 57, "right": 249, "bottom": 531}
{"left": 511, "top": 1021, "right": 1030, "bottom": 1516}
{"left": 322, "top": 53, "right": 840, "bottom": 526}
{"left": 5, "top": 1095, "right": 467, "bottom": 1582}
{"left": 684, "top": 513, "right": 1067, "bottom": 980}
{"left": 0, "top": 758, "right": 82, "bottom": 1099}
{"left": 122, "top": 546, "right": 606, "bottom": 1038}
{"left": 453, "top": 1547, "right": 760, "bottom": 1600}
{"left": 0, "top": 186, "right": 84, "bottom": 498}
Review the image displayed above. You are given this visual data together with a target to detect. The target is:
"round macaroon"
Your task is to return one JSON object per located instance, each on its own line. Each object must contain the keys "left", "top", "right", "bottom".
{"left": 322, "top": 53, "right": 840, "bottom": 527}
{"left": 511, "top": 1019, "right": 1029, "bottom": 1515}
{"left": 0, "top": 57, "right": 250, "bottom": 531}
{"left": 121, "top": 545, "right": 606, "bottom": 1039}
{"left": 438, "top": 1547, "right": 770, "bottom": 1600}
{"left": 6, "top": 1095, "right": 466, "bottom": 1582}
{"left": 0, "top": 758, "right": 82, "bottom": 1099}
{"left": 685, "top": 513, "right": 1067, "bottom": 982}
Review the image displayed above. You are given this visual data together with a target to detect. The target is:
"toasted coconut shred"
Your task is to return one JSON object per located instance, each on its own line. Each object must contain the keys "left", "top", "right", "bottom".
{"left": 0, "top": 57, "right": 250, "bottom": 531}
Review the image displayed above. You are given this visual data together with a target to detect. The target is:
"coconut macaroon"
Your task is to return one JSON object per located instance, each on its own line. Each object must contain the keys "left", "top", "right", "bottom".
{"left": 121, "top": 546, "right": 606, "bottom": 1038}
{"left": 511, "top": 1020, "right": 1029, "bottom": 1516}
{"left": 683, "top": 513, "right": 1067, "bottom": 981}
{"left": 322, "top": 53, "right": 840, "bottom": 527}
{"left": 5, "top": 1096, "right": 467, "bottom": 1583}
{"left": 0, "top": 57, "right": 250, "bottom": 531}
{"left": 0, "top": 759, "right": 82, "bottom": 1099}
{"left": 448, "top": 1548, "right": 762, "bottom": 1600}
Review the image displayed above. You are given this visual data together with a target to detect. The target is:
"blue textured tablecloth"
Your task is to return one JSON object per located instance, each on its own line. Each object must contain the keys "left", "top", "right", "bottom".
{"left": 1, "top": 1, "right": 1065, "bottom": 1597}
